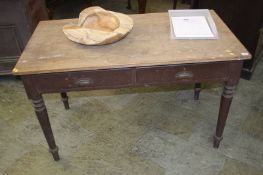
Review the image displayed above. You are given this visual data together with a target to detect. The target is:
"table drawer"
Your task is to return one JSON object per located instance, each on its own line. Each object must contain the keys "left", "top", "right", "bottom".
{"left": 31, "top": 68, "right": 133, "bottom": 93}
{"left": 136, "top": 63, "right": 228, "bottom": 85}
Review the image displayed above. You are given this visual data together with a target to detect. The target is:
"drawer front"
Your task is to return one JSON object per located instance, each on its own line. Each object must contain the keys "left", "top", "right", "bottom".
{"left": 31, "top": 68, "right": 133, "bottom": 93}
{"left": 136, "top": 63, "right": 228, "bottom": 85}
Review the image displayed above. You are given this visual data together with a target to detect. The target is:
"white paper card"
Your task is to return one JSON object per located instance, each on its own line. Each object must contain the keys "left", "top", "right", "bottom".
{"left": 171, "top": 16, "right": 214, "bottom": 38}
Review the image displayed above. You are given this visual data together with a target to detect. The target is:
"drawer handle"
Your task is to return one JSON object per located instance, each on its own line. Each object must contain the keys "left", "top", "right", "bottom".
{"left": 175, "top": 71, "right": 193, "bottom": 79}
{"left": 75, "top": 78, "right": 93, "bottom": 86}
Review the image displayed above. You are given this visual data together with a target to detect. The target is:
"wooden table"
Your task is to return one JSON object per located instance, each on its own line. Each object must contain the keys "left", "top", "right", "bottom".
{"left": 13, "top": 11, "right": 251, "bottom": 161}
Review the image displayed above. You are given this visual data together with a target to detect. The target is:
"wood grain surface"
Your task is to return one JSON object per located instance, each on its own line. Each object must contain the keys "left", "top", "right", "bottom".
{"left": 13, "top": 11, "right": 251, "bottom": 75}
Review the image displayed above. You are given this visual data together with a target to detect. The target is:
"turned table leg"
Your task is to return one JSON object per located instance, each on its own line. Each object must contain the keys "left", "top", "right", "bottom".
{"left": 32, "top": 96, "right": 60, "bottom": 161}
{"left": 194, "top": 83, "right": 201, "bottom": 100}
{"left": 61, "top": 92, "right": 70, "bottom": 110}
{"left": 214, "top": 83, "right": 236, "bottom": 148}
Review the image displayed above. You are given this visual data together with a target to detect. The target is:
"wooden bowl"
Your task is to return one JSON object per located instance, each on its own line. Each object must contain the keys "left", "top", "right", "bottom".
{"left": 63, "top": 6, "right": 133, "bottom": 45}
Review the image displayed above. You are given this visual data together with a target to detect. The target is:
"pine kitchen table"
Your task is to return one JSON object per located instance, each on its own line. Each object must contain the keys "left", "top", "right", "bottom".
{"left": 13, "top": 11, "right": 251, "bottom": 161}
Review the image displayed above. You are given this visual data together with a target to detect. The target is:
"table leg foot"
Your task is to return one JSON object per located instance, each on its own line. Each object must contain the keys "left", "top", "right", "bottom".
{"left": 61, "top": 92, "right": 70, "bottom": 110}
{"left": 214, "top": 84, "right": 236, "bottom": 148}
{"left": 194, "top": 83, "right": 201, "bottom": 100}
{"left": 32, "top": 97, "right": 60, "bottom": 161}
{"left": 213, "top": 135, "right": 223, "bottom": 148}
{"left": 49, "top": 146, "right": 60, "bottom": 161}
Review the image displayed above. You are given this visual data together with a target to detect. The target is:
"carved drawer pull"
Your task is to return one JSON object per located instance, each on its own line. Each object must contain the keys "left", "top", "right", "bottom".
{"left": 175, "top": 71, "right": 193, "bottom": 79}
{"left": 75, "top": 78, "right": 93, "bottom": 86}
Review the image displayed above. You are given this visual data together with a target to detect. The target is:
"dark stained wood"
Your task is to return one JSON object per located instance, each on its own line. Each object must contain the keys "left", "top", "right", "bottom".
{"left": 32, "top": 97, "right": 60, "bottom": 161}
{"left": 16, "top": 12, "right": 250, "bottom": 161}
{"left": 22, "top": 76, "right": 60, "bottom": 161}
{"left": 214, "top": 84, "right": 235, "bottom": 148}
{"left": 61, "top": 92, "right": 70, "bottom": 110}
{"left": 214, "top": 61, "right": 243, "bottom": 147}
{"left": 24, "top": 68, "right": 133, "bottom": 93}
{"left": 20, "top": 60, "right": 244, "bottom": 160}
{"left": 194, "top": 83, "right": 201, "bottom": 100}
{"left": 135, "top": 62, "right": 229, "bottom": 86}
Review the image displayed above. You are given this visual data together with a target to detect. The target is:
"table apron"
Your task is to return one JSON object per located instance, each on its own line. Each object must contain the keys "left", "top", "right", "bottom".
{"left": 136, "top": 61, "right": 229, "bottom": 86}
{"left": 22, "top": 61, "right": 236, "bottom": 95}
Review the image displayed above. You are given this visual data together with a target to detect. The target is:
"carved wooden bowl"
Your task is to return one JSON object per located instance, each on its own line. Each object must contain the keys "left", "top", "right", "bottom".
{"left": 63, "top": 6, "right": 133, "bottom": 45}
